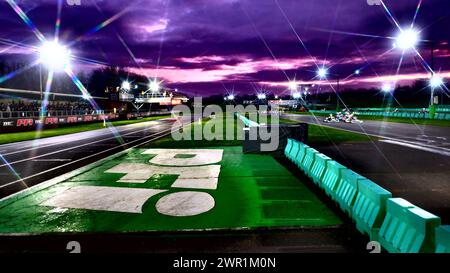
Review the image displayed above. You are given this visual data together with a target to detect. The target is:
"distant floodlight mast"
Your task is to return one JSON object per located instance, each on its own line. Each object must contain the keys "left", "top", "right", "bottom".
{"left": 121, "top": 81, "right": 131, "bottom": 91}
{"left": 257, "top": 93, "right": 266, "bottom": 100}
{"left": 317, "top": 67, "right": 328, "bottom": 79}
{"left": 429, "top": 74, "right": 444, "bottom": 89}
{"left": 382, "top": 83, "right": 394, "bottom": 93}
{"left": 227, "top": 94, "right": 235, "bottom": 100}
{"left": 82, "top": 93, "right": 91, "bottom": 100}
{"left": 149, "top": 80, "right": 160, "bottom": 92}
{"left": 292, "top": 92, "right": 301, "bottom": 99}
{"left": 394, "top": 28, "right": 420, "bottom": 51}
{"left": 288, "top": 81, "right": 298, "bottom": 91}
{"left": 39, "top": 41, "right": 71, "bottom": 71}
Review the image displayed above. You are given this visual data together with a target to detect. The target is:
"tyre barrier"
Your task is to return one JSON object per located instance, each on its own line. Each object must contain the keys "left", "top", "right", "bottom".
{"left": 285, "top": 138, "right": 448, "bottom": 253}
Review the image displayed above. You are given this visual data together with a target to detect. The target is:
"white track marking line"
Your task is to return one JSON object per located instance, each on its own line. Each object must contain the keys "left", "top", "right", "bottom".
{"left": 0, "top": 126, "right": 144, "bottom": 155}
{"left": 0, "top": 119, "right": 172, "bottom": 156}
{"left": 0, "top": 124, "right": 169, "bottom": 167}
{"left": 0, "top": 124, "right": 184, "bottom": 190}
{"left": 31, "top": 159, "right": 72, "bottom": 162}
{"left": 379, "top": 139, "right": 450, "bottom": 157}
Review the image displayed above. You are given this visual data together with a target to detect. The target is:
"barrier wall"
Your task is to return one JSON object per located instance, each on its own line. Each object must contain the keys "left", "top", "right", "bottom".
{"left": 0, "top": 113, "right": 118, "bottom": 133}
{"left": 310, "top": 107, "right": 450, "bottom": 120}
{"left": 378, "top": 198, "right": 440, "bottom": 253}
{"left": 285, "top": 138, "right": 449, "bottom": 253}
{"left": 435, "top": 226, "right": 450, "bottom": 253}
{"left": 352, "top": 179, "right": 391, "bottom": 240}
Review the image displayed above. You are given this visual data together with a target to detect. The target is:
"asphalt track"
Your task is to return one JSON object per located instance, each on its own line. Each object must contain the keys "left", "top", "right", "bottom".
{"left": 282, "top": 114, "right": 450, "bottom": 156}
{"left": 0, "top": 116, "right": 192, "bottom": 198}
{"left": 283, "top": 113, "right": 450, "bottom": 223}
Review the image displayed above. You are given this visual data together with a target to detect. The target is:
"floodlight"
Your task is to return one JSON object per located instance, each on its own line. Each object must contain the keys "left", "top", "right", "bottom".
{"left": 382, "top": 83, "right": 394, "bottom": 93}
{"left": 317, "top": 67, "right": 328, "bottom": 79}
{"left": 394, "top": 28, "right": 419, "bottom": 51}
{"left": 257, "top": 93, "right": 266, "bottom": 100}
{"left": 149, "top": 80, "right": 160, "bottom": 92}
{"left": 227, "top": 94, "right": 235, "bottom": 100}
{"left": 288, "top": 81, "right": 297, "bottom": 91}
{"left": 430, "top": 74, "right": 444, "bottom": 89}
{"left": 355, "top": 69, "right": 360, "bottom": 75}
{"left": 39, "top": 41, "right": 71, "bottom": 71}
{"left": 292, "top": 92, "right": 301, "bottom": 99}
{"left": 121, "top": 81, "right": 131, "bottom": 91}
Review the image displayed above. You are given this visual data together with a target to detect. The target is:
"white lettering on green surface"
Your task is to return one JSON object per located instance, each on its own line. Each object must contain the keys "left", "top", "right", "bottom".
{"left": 41, "top": 149, "right": 223, "bottom": 217}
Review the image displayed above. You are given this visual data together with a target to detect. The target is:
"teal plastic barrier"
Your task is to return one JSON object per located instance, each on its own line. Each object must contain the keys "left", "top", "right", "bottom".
{"left": 435, "top": 225, "right": 450, "bottom": 253}
{"left": 288, "top": 141, "right": 300, "bottom": 162}
{"left": 378, "top": 198, "right": 441, "bottom": 253}
{"left": 283, "top": 138, "right": 446, "bottom": 253}
{"left": 294, "top": 142, "right": 308, "bottom": 168}
{"left": 321, "top": 161, "right": 347, "bottom": 196}
{"left": 352, "top": 179, "right": 392, "bottom": 240}
{"left": 332, "top": 169, "right": 359, "bottom": 216}
{"left": 301, "top": 148, "right": 318, "bottom": 176}
{"left": 310, "top": 153, "right": 331, "bottom": 185}
{"left": 285, "top": 138, "right": 293, "bottom": 158}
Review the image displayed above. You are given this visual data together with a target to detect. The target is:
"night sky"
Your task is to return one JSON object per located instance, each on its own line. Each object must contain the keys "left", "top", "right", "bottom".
{"left": 0, "top": 0, "right": 449, "bottom": 96}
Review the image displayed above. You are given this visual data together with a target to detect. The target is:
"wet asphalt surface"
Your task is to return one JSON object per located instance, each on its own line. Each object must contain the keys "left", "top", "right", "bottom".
{"left": 0, "top": 117, "right": 191, "bottom": 198}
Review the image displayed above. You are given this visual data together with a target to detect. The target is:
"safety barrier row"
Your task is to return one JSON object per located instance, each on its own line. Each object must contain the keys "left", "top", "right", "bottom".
{"left": 235, "top": 113, "right": 260, "bottom": 127}
{"left": 356, "top": 111, "right": 431, "bottom": 119}
{"left": 309, "top": 110, "right": 336, "bottom": 114}
{"left": 284, "top": 138, "right": 450, "bottom": 253}
{"left": 356, "top": 109, "right": 450, "bottom": 120}
{"left": 355, "top": 111, "right": 450, "bottom": 120}
{"left": 310, "top": 108, "right": 450, "bottom": 120}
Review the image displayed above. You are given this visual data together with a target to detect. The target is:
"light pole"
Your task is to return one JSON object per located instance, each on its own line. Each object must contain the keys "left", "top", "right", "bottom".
{"left": 38, "top": 41, "right": 71, "bottom": 111}
{"left": 393, "top": 28, "right": 445, "bottom": 106}
{"left": 317, "top": 67, "right": 341, "bottom": 111}
{"left": 39, "top": 64, "right": 43, "bottom": 100}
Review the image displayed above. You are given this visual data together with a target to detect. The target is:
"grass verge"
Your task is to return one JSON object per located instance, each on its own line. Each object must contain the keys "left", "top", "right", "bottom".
{"left": 146, "top": 114, "right": 372, "bottom": 149}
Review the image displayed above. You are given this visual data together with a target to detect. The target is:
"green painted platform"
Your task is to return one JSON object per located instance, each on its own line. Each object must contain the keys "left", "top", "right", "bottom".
{"left": 0, "top": 146, "right": 342, "bottom": 233}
